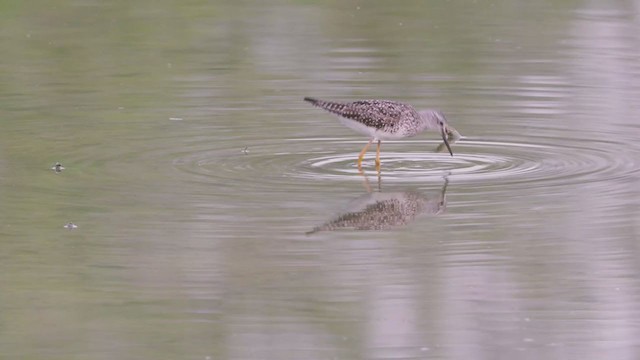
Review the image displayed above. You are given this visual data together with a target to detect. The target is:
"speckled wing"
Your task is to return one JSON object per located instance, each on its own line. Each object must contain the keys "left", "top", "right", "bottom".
{"left": 304, "top": 98, "right": 418, "bottom": 131}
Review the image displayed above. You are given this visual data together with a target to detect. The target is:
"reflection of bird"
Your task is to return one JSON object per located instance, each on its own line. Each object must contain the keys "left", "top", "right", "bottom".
{"left": 304, "top": 97, "right": 460, "bottom": 170}
{"left": 306, "top": 181, "right": 448, "bottom": 235}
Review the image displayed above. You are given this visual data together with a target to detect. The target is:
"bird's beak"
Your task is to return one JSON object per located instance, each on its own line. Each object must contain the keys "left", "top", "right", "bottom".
{"left": 441, "top": 126, "right": 453, "bottom": 156}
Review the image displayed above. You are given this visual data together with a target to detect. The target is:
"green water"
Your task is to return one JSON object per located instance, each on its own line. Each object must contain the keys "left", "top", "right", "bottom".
{"left": 2, "top": 1, "right": 640, "bottom": 359}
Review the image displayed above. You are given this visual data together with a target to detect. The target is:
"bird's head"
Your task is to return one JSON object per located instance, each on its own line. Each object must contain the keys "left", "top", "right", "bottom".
{"left": 419, "top": 110, "right": 458, "bottom": 156}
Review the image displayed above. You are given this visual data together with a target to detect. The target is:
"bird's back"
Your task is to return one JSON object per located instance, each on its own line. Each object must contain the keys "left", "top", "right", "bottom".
{"left": 304, "top": 97, "right": 420, "bottom": 131}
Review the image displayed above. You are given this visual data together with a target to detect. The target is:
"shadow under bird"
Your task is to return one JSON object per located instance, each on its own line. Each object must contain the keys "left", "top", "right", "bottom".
{"left": 304, "top": 97, "right": 460, "bottom": 170}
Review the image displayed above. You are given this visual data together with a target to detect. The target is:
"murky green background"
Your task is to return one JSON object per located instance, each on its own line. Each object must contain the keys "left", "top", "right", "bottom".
{"left": 2, "top": 1, "right": 640, "bottom": 359}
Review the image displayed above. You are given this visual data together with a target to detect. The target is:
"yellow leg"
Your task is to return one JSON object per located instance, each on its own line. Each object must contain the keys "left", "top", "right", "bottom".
{"left": 357, "top": 139, "right": 373, "bottom": 170}
{"left": 375, "top": 140, "right": 381, "bottom": 171}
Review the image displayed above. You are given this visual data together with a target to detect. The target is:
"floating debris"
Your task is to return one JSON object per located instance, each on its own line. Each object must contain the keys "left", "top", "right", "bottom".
{"left": 63, "top": 222, "right": 78, "bottom": 229}
{"left": 241, "top": 146, "right": 249, "bottom": 154}
{"left": 169, "top": 117, "right": 183, "bottom": 121}
{"left": 51, "top": 162, "right": 65, "bottom": 173}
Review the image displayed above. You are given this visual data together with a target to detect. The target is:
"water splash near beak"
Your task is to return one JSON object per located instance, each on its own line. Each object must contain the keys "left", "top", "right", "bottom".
{"left": 435, "top": 127, "right": 461, "bottom": 155}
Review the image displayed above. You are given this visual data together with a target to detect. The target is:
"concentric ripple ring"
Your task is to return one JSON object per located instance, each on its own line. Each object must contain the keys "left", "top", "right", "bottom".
{"left": 172, "top": 136, "right": 640, "bottom": 190}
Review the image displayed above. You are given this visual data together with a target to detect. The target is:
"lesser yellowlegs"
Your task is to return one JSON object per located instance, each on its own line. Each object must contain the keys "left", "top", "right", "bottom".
{"left": 304, "top": 97, "right": 459, "bottom": 170}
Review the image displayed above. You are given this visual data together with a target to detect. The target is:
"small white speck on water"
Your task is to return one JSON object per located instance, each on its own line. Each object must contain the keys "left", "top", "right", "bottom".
{"left": 26, "top": 33, "right": 31, "bottom": 38}
{"left": 241, "top": 146, "right": 249, "bottom": 154}
{"left": 398, "top": 22, "right": 403, "bottom": 26}
{"left": 524, "top": 317, "right": 531, "bottom": 322}
{"left": 64, "top": 223, "right": 78, "bottom": 229}
{"left": 356, "top": 6, "right": 360, "bottom": 10}
{"left": 523, "top": 338, "right": 534, "bottom": 343}
{"left": 420, "top": 347, "right": 430, "bottom": 351}
{"left": 169, "top": 117, "right": 183, "bottom": 121}
{"left": 51, "top": 162, "right": 65, "bottom": 173}
{"left": 118, "top": 106, "right": 124, "bottom": 110}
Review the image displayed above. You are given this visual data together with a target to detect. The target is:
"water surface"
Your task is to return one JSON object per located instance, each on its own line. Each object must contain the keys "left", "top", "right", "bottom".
{"left": 2, "top": 1, "right": 640, "bottom": 359}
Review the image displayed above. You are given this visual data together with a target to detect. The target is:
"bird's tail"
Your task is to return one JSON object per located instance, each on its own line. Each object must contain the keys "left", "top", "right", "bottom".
{"left": 304, "top": 97, "right": 350, "bottom": 117}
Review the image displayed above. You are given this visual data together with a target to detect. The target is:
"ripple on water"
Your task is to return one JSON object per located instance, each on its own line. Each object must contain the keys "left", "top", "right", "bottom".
{"left": 172, "top": 136, "right": 640, "bottom": 190}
